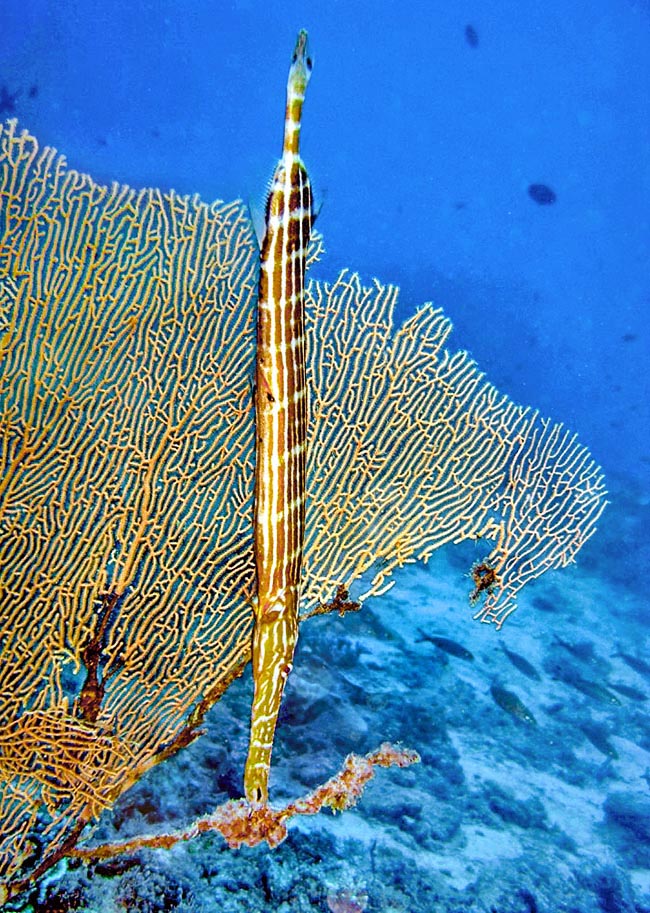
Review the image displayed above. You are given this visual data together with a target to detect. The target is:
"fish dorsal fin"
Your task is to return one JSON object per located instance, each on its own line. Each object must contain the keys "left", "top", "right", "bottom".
{"left": 312, "top": 185, "right": 326, "bottom": 225}
{"left": 248, "top": 197, "right": 266, "bottom": 250}
{"left": 248, "top": 163, "right": 280, "bottom": 249}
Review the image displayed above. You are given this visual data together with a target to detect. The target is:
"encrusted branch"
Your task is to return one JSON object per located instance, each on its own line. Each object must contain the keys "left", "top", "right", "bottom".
{"left": 300, "top": 583, "right": 361, "bottom": 622}
{"left": 70, "top": 743, "right": 420, "bottom": 861}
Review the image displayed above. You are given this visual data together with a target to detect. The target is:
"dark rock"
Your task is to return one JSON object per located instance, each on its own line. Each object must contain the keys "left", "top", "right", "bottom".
{"left": 604, "top": 791, "right": 650, "bottom": 864}
{"left": 113, "top": 787, "right": 165, "bottom": 829}
{"left": 483, "top": 782, "right": 548, "bottom": 830}
{"left": 32, "top": 886, "right": 88, "bottom": 913}
{"left": 586, "top": 865, "right": 635, "bottom": 913}
{"left": 116, "top": 868, "right": 194, "bottom": 913}
{"left": 93, "top": 856, "right": 141, "bottom": 878}
{"left": 604, "top": 791, "right": 650, "bottom": 842}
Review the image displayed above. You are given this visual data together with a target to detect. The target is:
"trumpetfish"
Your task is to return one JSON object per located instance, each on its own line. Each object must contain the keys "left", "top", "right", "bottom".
{"left": 245, "top": 30, "right": 314, "bottom": 805}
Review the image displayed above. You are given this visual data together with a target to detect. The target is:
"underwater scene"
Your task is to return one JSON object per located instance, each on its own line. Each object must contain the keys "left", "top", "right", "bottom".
{"left": 0, "top": 0, "right": 649, "bottom": 911}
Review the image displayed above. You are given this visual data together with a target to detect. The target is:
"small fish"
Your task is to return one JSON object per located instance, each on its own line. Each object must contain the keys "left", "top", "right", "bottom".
{"left": 532, "top": 594, "right": 559, "bottom": 614}
{"left": 553, "top": 635, "right": 595, "bottom": 662}
{"left": 465, "top": 24, "right": 479, "bottom": 48}
{"left": 609, "top": 681, "right": 647, "bottom": 702}
{"left": 499, "top": 642, "right": 541, "bottom": 681}
{"left": 567, "top": 676, "right": 621, "bottom": 705}
{"left": 0, "top": 86, "right": 19, "bottom": 115}
{"left": 580, "top": 722, "right": 618, "bottom": 759}
{"left": 614, "top": 652, "right": 650, "bottom": 678}
{"left": 417, "top": 630, "right": 474, "bottom": 661}
{"left": 490, "top": 684, "right": 536, "bottom": 725}
{"left": 528, "top": 183, "right": 557, "bottom": 205}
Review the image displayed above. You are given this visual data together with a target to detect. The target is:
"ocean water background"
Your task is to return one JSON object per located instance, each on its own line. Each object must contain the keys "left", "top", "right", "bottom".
{"left": 1, "top": 1, "right": 649, "bottom": 911}
{"left": 3, "top": 0, "right": 649, "bottom": 489}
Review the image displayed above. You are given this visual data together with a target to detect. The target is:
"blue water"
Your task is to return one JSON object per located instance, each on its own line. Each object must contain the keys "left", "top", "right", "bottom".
{"left": 2, "top": 2, "right": 649, "bottom": 911}
{"left": 2, "top": 0, "right": 649, "bottom": 488}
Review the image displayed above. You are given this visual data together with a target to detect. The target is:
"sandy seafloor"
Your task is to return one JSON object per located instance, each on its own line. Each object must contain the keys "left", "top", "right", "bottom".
{"left": 17, "top": 472, "right": 650, "bottom": 913}
{"left": 2, "top": 0, "right": 650, "bottom": 911}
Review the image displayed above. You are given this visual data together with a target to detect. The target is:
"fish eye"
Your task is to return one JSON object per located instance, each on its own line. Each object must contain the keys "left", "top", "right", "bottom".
{"left": 306, "top": 56, "right": 313, "bottom": 70}
{"left": 292, "top": 52, "right": 298, "bottom": 63}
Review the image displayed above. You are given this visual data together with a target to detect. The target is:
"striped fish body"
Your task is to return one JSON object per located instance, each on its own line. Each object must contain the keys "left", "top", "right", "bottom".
{"left": 245, "top": 30, "right": 313, "bottom": 805}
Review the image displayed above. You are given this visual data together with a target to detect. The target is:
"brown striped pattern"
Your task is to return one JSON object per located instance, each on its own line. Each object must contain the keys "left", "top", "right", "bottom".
{"left": 245, "top": 31, "right": 313, "bottom": 804}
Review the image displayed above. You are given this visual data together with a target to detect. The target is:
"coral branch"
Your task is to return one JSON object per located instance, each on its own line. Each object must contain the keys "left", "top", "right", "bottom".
{"left": 1, "top": 119, "right": 606, "bottom": 892}
{"left": 70, "top": 743, "right": 419, "bottom": 860}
